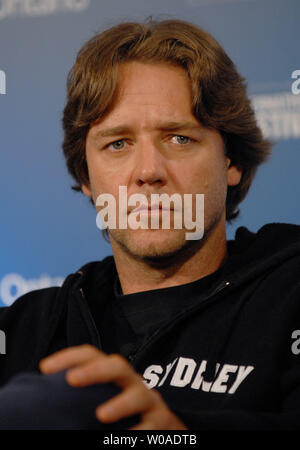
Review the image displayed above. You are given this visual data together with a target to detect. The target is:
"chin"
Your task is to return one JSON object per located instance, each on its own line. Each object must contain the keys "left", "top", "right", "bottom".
{"left": 109, "top": 228, "right": 189, "bottom": 261}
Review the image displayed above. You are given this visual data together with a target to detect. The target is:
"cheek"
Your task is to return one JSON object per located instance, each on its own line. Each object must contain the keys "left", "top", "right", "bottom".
{"left": 87, "top": 167, "right": 128, "bottom": 217}
{"left": 85, "top": 154, "right": 115, "bottom": 197}
{"left": 186, "top": 157, "right": 228, "bottom": 221}
{"left": 186, "top": 157, "right": 227, "bottom": 194}
{"left": 204, "top": 164, "right": 229, "bottom": 218}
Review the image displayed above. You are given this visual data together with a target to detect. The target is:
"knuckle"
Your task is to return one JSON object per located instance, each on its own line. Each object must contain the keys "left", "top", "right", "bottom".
{"left": 109, "top": 353, "right": 129, "bottom": 368}
{"left": 93, "top": 358, "right": 104, "bottom": 371}
{"left": 80, "top": 343, "right": 98, "bottom": 354}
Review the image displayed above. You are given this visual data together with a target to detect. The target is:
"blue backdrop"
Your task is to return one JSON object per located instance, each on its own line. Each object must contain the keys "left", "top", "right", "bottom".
{"left": 0, "top": 0, "right": 299, "bottom": 306}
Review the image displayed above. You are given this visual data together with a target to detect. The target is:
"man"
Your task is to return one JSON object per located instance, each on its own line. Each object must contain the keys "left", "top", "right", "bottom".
{"left": 0, "top": 18, "right": 300, "bottom": 430}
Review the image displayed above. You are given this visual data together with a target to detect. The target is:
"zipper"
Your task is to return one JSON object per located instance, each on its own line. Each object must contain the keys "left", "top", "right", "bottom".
{"left": 79, "top": 287, "right": 103, "bottom": 350}
{"left": 76, "top": 273, "right": 231, "bottom": 363}
{"left": 127, "top": 279, "right": 232, "bottom": 365}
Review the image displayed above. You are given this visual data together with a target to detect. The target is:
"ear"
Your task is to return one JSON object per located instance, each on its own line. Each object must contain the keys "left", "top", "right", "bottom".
{"left": 226, "top": 157, "right": 242, "bottom": 187}
{"left": 81, "top": 183, "right": 92, "bottom": 197}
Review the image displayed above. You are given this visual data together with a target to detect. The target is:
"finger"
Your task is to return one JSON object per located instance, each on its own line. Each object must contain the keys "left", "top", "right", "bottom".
{"left": 66, "top": 353, "right": 140, "bottom": 388}
{"left": 128, "top": 409, "right": 176, "bottom": 431}
{"left": 129, "top": 413, "right": 161, "bottom": 431}
{"left": 129, "top": 421, "right": 156, "bottom": 430}
{"left": 95, "top": 385, "right": 154, "bottom": 423}
{"left": 130, "top": 411, "right": 189, "bottom": 431}
{"left": 39, "top": 344, "right": 102, "bottom": 374}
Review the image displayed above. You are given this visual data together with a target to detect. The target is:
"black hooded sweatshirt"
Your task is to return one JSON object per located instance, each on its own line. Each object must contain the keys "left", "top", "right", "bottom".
{"left": 0, "top": 222, "right": 300, "bottom": 430}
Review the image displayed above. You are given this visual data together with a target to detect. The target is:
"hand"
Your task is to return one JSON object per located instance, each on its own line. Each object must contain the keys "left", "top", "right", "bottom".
{"left": 39, "top": 344, "right": 188, "bottom": 430}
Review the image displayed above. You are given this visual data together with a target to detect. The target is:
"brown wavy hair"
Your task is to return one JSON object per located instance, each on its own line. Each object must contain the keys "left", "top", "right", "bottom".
{"left": 62, "top": 17, "right": 272, "bottom": 226}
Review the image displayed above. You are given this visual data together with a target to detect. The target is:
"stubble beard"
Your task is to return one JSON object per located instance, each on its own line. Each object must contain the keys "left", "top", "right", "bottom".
{"left": 108, "top": 226, "right": 208, "bottom": 269}
{"left": 107, "top": 201, "right": 226, "bottom": 269}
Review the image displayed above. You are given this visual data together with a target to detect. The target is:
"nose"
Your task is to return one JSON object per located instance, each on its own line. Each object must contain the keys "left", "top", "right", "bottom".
{"left": 133, "top": 139, "right": 167, "bottom": 188}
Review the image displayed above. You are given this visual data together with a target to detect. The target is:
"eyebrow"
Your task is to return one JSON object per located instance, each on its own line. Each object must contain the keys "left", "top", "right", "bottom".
{"left": 91, "top": 121, "right": 203, "bottom": 140}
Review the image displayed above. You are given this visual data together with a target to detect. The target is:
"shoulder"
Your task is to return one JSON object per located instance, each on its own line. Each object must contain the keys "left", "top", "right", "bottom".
{"left": 0, "top": 286, "right": 60, "bottom": 325}
{"left": 0, "top": 255, "right": 116, "bottom": 321}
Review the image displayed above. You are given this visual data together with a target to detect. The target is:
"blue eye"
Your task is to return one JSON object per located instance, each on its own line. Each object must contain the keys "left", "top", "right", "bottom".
{"left": 173, "top": 135, "right": 190, "bottom": 145}
{"left": 110, "top": 140, "right": 125, "bottom": 150}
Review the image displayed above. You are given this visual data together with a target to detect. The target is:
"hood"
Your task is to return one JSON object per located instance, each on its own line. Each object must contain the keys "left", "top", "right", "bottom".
{"left": 74, "top": 222, "right": 300, "bottom": 292}
{"left": 224, "top": 222, "right": 300, "bottom": 286}
{"left": 49, "top": 222, "right": 300, "bottom": 370}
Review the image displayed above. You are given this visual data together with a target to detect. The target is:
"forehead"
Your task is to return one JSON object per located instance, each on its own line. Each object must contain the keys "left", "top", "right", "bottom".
{"left": 116, "top": 61, "right": 192, "bottom": 104}
{"left": 94, "top": 61, "right": 195, "bottom": 128}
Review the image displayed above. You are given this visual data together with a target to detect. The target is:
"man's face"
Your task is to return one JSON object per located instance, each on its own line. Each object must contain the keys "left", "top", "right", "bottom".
{"left": 83, "top": 62, "right": 241, "bottom": 260}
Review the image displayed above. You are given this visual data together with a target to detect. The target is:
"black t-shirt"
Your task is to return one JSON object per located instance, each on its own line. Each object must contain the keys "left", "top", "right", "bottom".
{"left": 88, "top": 262, "right": 227, "bottom": 359}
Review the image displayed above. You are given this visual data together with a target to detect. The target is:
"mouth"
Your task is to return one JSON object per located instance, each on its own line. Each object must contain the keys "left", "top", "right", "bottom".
{"left": 130, "top": 204, "right": 174, "bottom": 214}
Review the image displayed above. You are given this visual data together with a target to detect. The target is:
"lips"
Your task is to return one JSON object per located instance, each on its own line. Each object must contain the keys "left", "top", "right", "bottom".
{"left": 130, "top": 204, "right": 174, "bottom": 214}
{"left": 135, "top": 204, "right": 161, "bottom": 212}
